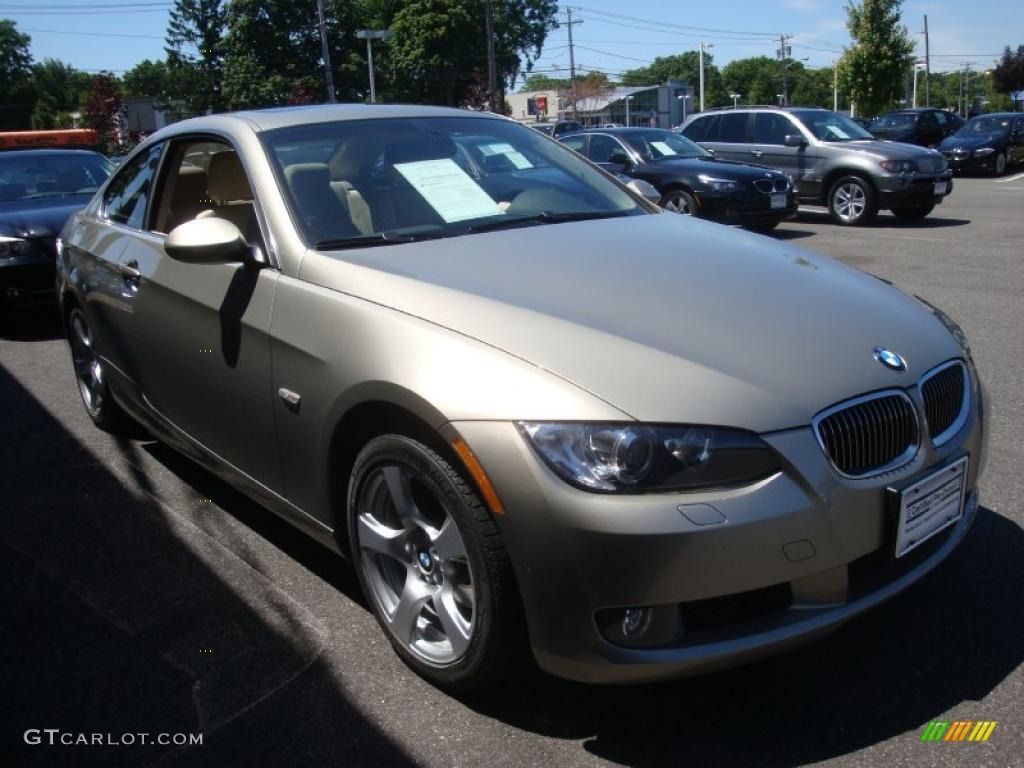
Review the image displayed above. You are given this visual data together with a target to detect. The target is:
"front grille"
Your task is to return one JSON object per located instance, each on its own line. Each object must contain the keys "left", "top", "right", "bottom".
{"left": 815, "top": 392, "right": 918, "bottom": 477}
{"left": 921, "top": 362, "right": 967, "bottom": 444}
{"left": 915, "top": 156, "right": 947, "bottom": 173}
{"left": 753, "top": 177, "right": 789, "bottom": 193}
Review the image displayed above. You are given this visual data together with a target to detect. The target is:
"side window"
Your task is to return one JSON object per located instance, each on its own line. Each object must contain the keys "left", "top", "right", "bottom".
{"left": 919, "top": 111, "right": 938, "bottom": 126}
{"left": 683, "top": 114, "right": 716, "bottom": 142}
{"left": 561, "top": 135, "right": 586, "bottom": 153}
{"left": 718, "top": 112, "right": 750, "bottom": 143}
{"left": 103, "top": 143, "right": 164, "bottom": 228}
{"left": 753, "top": 113, "right": 793, "bottom": 145}
{"left": 588, "top": 134, "right": 621, "bottom": 163}
{"left": 932, "top": 111, "right": 948, "bottom": 125}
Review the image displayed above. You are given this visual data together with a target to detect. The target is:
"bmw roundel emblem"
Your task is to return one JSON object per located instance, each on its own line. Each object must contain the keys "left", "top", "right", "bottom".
{"left": 874, "top": 347, "right": 907, "bottom": 372}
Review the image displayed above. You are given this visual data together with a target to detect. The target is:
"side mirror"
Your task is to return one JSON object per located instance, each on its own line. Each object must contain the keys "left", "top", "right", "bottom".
{"left": 784, "top": 134, "right": 807, "bottom": 147}
{"left": 626, "top": 179, "right": 661, "bottom": 203}
{"left": 705, "top": 147, "right": 716, "bottom": 157}
{"left": 165, "top": 217, "right": 249, "bottom": 264}
{"left": 608, "top": 148, "right": 631, "bottom": 166}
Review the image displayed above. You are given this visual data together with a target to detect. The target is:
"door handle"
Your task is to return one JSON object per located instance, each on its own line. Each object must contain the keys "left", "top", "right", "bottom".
{"left": 120, "top": 260, "right": 141, "bottom": 279}
{"left": 750, "top": 150, "right": 764, "bottom": 158}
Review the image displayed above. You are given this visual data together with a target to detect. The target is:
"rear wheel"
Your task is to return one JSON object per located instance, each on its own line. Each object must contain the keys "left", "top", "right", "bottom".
{"left": 993, "top": 152, "right": 1007, "bottom": 176}
{"left": 891, "top": 204, "right": 935, "bottom": 221}
{"left": 827, "top": 175, "right": 878, "bottom": 226}
{"left": 348, "top": 434, "right": 523, "bottom": 690}
{"left": 660, "top": 189, "right": 699, "bottom": 216}
{"left": 66, "top": 307, "right": 132, "bottom": 434}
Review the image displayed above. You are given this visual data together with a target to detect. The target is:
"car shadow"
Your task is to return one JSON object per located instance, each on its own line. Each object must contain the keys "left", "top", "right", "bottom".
{"left": 0, "top": 305, "right": 64, "bottom": 341}
{"left": 765, "top": 226, "right": 816, "bottom": 241}
{"left": 794, "top": 209, "right": 971, "bottom": 229}
{"left": 457, "top": 505, "right": 1023, "bottom": 767}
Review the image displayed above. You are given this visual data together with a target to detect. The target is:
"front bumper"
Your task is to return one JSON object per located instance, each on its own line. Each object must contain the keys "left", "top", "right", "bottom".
{"left": 452, "top": 370, "right": 988, "bottom": 684}
{"left": 944, "top": 154, "right": 997, "bottom": 173}
{"left": 695, "top": 188, "right": 798, "bottom": 226}
{"left": 876, "top": 171, "right": 953, "bottom": 208}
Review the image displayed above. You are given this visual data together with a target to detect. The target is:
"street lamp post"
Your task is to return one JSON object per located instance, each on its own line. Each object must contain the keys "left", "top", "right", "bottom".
{"left": 730, "top": 93, "right": 741, "bottom": 108}
{"left": 676, "top": 93, "right": 690, "bottom": 124}
{"left": 911, "top": 61, "right": 925, "bottom": 108}
{"left": 356, "top": 29, "right": 394, "bottom": 103}
{"left": 699, "top": 42, "right": 713, "bottom": 112}
{"left": 625, "top": 95, "right": 632, "bottom": 127}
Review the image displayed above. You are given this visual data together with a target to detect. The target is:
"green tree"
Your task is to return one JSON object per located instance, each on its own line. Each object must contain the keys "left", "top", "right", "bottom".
{"left": 837, "top": 0, "right": 915, "bottom": 116}
{"left": 721, "top": 56, "right": 782, "bottom": 106}
{"left": 83, "top": 72, "right": 124, "bottom": 153}
{"left": 788, "top": 65, "right": 837, "bottom": 108}
{"left": 165, "top": 0, "right": 227, "bottom": 112}
{"left": 1, "top": 20, "right": 35, "bottom": 129}
{"left": 993, "top": 45, "right": 1024, "bottom": 98}
{"left": 620, "top": 50, "right": 728, "bottom": 107}
{"left": 523, "top": 73, "right": 569, "bottom": 91}
{"left": 30, "top": 59, "right": 92, "bottom": 129}
{"left": 123, "top": 59, "right": 172, "bottom": 101}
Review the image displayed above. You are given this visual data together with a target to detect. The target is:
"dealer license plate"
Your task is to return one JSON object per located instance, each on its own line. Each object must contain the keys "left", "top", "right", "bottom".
{"left": 770, "top": 193, "right": 787, "bottom": 209}
{"left": 894, "top": 456, "right": 967, "bottom": 558}
{"left": 934, "top": 181, "right": 949, "bottom": 195}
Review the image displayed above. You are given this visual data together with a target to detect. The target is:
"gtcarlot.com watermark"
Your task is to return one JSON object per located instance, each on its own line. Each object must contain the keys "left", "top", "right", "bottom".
{"left": 24, "top": 729, "right": 202, "bottom": 747}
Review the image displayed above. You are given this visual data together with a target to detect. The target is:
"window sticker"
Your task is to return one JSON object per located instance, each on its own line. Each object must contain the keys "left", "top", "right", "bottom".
{"left": 393, "top": 159, "right": 503, "bottom": 222}
{"left": 824, "top": 124, "right": 851, "bottom": 139}
{"left": 650, "top": 141, "right": 677, "bottom": 156}
{"left": 478, "top": 142, "right": 533, "bottom": 169}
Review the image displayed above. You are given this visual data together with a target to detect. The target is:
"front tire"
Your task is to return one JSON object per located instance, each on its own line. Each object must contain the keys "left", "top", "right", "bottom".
{"left": 827, "top": 175, "right": 878, "bottom": 226}
{"left": 994, "top": 152, "right": 1007, "bottom": 176}
{"left": 347, "top": 434, "right": 523, "bottom": 690}
{"left": 891, "top": 203, "right": 935, "bottom": 221}
{"left": 66, "top": 307, "right": 133, "bottom": 434}
{"left": 660, "top": 189, "right": 699, "bottom": 216}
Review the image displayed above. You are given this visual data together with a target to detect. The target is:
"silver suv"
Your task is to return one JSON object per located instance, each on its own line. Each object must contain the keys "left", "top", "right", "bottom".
{"left": 681, "top": 107, "right": 953, "bottom": 225}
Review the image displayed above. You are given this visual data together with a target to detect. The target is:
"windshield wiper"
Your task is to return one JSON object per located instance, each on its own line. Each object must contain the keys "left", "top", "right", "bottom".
{"left": 465, "top": 209, "right": 629, "bottom": 235}
{"left": 313, "top": 231, "right": 443, "bottom": 250}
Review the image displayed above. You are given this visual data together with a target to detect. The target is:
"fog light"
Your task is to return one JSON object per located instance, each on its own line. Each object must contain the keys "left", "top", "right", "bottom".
{"left": 622, "top": 607, "right": 652, "bottom": 638}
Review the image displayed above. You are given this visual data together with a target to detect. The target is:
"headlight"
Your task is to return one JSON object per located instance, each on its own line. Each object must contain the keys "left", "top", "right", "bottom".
{"left": 697, "top": 174, "right": 738, "bottom": 192}
{"left": 0, "top": 236, "right": 31, "bottom": 259}
{"left": 914, "top": 295, "right": 971, "bottom": 356}
{"left": 973, "top": 147, "right": 995, "bottom": 157}
{"left": 518, "top": 422, "right": 780, "bottom": 493}
{"left": 880, "top": 160, "right": 915, "bottom": 173}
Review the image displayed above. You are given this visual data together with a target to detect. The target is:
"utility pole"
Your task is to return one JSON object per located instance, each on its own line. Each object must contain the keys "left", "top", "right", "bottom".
{"left": 316, "top": 0, "right": 336, "bottom": 102}
{"left": 923, "top": 14, "right": 930, "bottom": 107}
{"left": 699, "top": 42, "right": 713, "bottom": 112}
{"left": 483, "top": 0, "right": 498, "bottom": 112}
{"left": 777, "top": 34, "right": 792, "bottom": 107}
{"left": 564, "top": 7, "right": 582, "bottom": 118}
{"left": 832, "top": 60, "right": 838, "bottom": 111}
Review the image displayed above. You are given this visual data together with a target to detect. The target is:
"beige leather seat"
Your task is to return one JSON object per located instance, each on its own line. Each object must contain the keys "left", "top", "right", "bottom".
{"left": 327, "top": 138, "right": 376, "bottom": 235}
{"left": 164, "top": 166, "right": 208, "bottom": 231}
{"left": 284, "top": 162, "right": 360, "bottom": 241}
{"left": 199, "top": 151, "right": 257, "bottom": 241}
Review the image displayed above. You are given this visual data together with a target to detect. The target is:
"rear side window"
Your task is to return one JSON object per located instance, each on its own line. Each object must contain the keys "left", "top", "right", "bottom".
{"left": 683, "top": 114, "right": 716, "bottom": 142}
{"left": 103, "top": 143, "right": 164, "bottom": 228}
{"left": 753, "top": 113, "right": 794, "bottom": 145}
{"left": 718, "top": 112, "right": 749, "bottom": 143}
{"left": 588, "top": 134, "right": 622, "bottom": 163}
{"left": 561, "top": 135, "right": 586, "bottom": 153}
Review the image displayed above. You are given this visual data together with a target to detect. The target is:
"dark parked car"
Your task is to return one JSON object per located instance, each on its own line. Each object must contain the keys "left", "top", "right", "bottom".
{"left": 552, "top": 120, "right": 583, "bottom": 137}
{"left": 682, "top": 107, "right": 953, "bottom": 225}
{"left": 870, "top": 108, "right": 962, "bottom": 147}
{"left": 560, "top": 128, "right": 796, "bottom": 231}
{"left": 937, "top": 113, "right": 1024, "bottom": 176}
{"left": 1, "top": 149, "right": 112, "bottom": 309}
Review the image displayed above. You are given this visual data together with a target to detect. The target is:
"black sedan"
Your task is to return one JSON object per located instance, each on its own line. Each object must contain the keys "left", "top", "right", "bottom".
{"left": 0, "top": 149, "right": 112, "bottom": 309}
{"left": 869, "top": 108, "right": 962, "bottom": 147}
{"left": 937, "top": 113, "right": 1024, "bottom": 176}
{"left": 559, "top": 128, "right": 796, "bottom": 231}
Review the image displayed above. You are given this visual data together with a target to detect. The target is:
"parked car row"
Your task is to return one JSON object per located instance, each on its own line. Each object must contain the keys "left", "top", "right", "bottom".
{"left": 49, "top": 104, "right": 987, "bottom": 691}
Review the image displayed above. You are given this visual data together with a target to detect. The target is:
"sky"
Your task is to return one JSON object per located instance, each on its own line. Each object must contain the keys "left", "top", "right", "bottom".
{"left": 3, "top": 0, "right": 1019, "bottom": 86}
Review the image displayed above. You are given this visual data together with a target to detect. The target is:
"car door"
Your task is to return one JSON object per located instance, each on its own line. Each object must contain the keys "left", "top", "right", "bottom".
{"left": 1012, "top": 117, "right": 1024, "bottom": 164}
{"left": 113, "top": 136, "right": 283, "bottom": 492}
{"left": 917, "top": 111, "right": 940, "bottom": 147}
{"left": 587, "top": 133, "right": 633, "bottom": 174}
{"left": 69, "top": 142, "right": 166, "bottom": 387}
{"left": 703, "top": 111, "right": 752, "bottom": 162}
{"left": 749, "top": 112, "right": 818, "bottom": 198}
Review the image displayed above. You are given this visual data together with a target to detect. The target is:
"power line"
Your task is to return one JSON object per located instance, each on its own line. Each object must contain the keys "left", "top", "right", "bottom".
{"left": 19, "top": 26, "right": 165, "bottom": 39}
{"left": 574, "top": 5, "right": 780, "bottom": 38}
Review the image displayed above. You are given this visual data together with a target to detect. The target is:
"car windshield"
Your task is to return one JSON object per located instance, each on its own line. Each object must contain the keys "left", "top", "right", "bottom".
{"left": 792, "top": 110, "right": 875, "bottom": 142}
{"left": 955, "top": 116, "right": 1011, "bottom": 138}
{"left": 620, "top": 130, "right": 710, "bottom": 160}
{"left": 262, "top": 116, "right": 647, "bottom": 249}
{"left": 872, "top": 113, "right": 916, "bottom": 130}
{"left": 0, "top": 152, "right": 112, "bottom": 203}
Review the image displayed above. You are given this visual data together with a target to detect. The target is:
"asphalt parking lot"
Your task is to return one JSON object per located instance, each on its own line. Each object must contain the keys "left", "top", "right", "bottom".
{"left": 2, "top": 173, "right": 1022, "bottom": 768}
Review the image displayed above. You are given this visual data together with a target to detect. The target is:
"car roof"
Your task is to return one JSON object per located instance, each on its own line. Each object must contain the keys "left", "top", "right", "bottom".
{"left": 965, "top": 112, "right": 1018, "bottom": 119}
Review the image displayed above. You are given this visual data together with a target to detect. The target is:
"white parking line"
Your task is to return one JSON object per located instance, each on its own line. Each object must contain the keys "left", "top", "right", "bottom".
{"left": 994, "top": 172, "right": 1024, "bottom": 183}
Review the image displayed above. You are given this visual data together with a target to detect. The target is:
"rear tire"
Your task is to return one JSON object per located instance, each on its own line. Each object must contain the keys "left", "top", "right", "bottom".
{"left": 891, "top": 204, "right": 935, "bottom": 221}
{"left": 347, "top": 434, "right": 524, "bottom": 691}
{"left": 993, "top": 152, "right": 1007, "bottom": 176}
{"left": 827, "top": 175, "right": 878, "bottom": 226}
{"left": 66, "top": 307, "right": 133, "bottom": 435}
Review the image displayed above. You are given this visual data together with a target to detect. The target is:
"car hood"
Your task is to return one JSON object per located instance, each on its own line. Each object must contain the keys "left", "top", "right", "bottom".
{"left": 823, "top": 139, "right": 938, "bottom": 160}
{"left": 0, "top": 196, "right": 89, "bottom": 239}
{"left": 938, "top": 135, "right": 1003, "bottom": 151}
{"left": 870, "top": 127, "right": 914, "bottom": 141}
{"left": 305, "top": 214, "right": 961, "bottom": 432}
{"left": 647, "top": 157, "right": 782, "bottom": 179}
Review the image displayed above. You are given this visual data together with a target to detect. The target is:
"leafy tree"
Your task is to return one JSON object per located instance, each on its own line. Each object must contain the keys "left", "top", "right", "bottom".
{"left": 721, "top": 56, "right": 782, "bottom": 106}
{"left": 165, "top": 0, "right": 227, "bottom": 113}
{"left": 30, "top": 59, "right": 92, "bottom": 129}
{"left": 621, "top": 51, "right": 728, "bottom": 108}
{"left": 993, "top": 45, "right": 1024, "bottom": 97}
{"left": 789, "top": 66, "right": 841, "bottom": 110}
{"left": 837, "top": 0, "right": 915, "bottom": 116}
{"left": 83, "top": 73, "right": 124, "bottom": 153}
{"left": 123, "top": 59, "right": 172, "bottom": 101}
{"left": 523, "top": 73, "right": 569, "bottom": 91}
{"left": 1, "top": 20, "right": 35, "bottom": 129}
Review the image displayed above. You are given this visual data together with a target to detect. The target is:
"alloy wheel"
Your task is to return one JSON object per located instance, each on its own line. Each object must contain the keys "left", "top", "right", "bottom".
{"left": 68, "top": 310, "right": 105, "bottom": 418}
{"left": 995, "top": 153, "right": 1007, "bottom": 175}
{"left": 833, "top": 182, "right": 867, "bottom": 223}
{"left": 356, "top": 464, "right": 476, "bottom": 665}
{"left": 662, "top": 191, "right": 696, "bottom": 215}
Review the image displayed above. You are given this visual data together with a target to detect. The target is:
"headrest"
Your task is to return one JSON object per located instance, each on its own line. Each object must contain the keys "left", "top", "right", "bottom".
{"left": 328, "top": 136, "right": 379, "bottom": 180}
{"left": 284, "top": 162, "right": 331, "bottom": 192}
{"left": 383, "top": 136, "right": 458, "bottom": 166}
{"left": 207, "top": 151, "right": 252, "bottom": 202}
{"left": 171, "top": 166, "right": 208, "bottom": 203}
